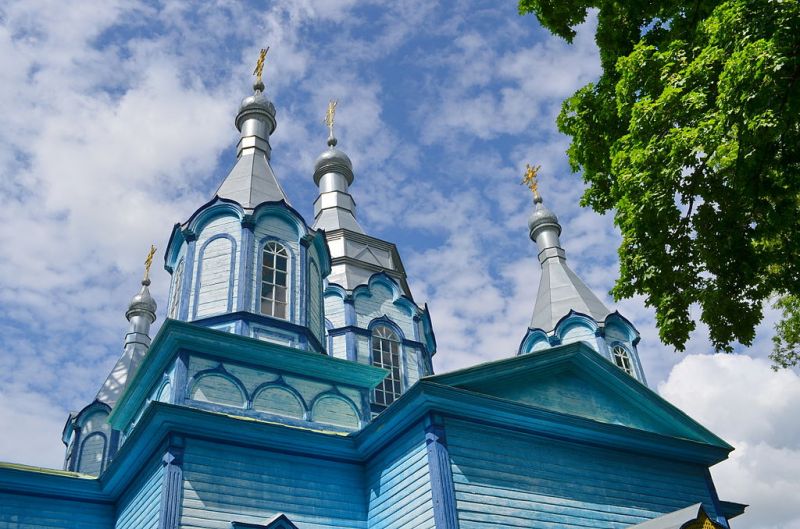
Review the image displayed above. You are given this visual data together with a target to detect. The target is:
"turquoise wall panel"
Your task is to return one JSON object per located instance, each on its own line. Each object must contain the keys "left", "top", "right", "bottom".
{"left": 180, "top": 438, "right": 366, "bottom": 528}
{"left": 445, "top": 418, "right": 718, "bottom": 528}
{"left": 115, "top": 456, "right": 164, "bottom": 529}
{"left": 0, "top": 492, "right": 112, "bottom": 529}
{"left": 365, "top": 423, "right": 435, "bottom": 529}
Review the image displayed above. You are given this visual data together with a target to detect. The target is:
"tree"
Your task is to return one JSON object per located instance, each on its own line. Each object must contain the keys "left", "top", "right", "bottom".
{"left": 518, "top": 0, "right": 800, "bottom": 364}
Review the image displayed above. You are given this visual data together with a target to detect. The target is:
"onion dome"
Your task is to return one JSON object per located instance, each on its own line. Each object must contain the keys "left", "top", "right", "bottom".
{"left": 313, "top": 145, "right": 354, "bottom": 187}
{"left": 528, "top": 195, "right": 561, "bottom": 241}
{"left": 126, "top": 278, "right": 157, "bottom": 322}
{"left": 235, "top": 80, "right": 276, "bottom": 136}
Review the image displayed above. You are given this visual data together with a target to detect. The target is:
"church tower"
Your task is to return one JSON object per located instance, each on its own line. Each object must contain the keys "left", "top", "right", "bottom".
{"left": 517, "top": 169, "right": 647, "bottom": 383}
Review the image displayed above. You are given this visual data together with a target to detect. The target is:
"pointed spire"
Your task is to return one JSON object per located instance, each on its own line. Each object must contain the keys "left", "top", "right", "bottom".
{"left": 312, "top": 100, "right": 364, "bottom": 234}
{"left": 96, "top": 247, "right": 159, "bottom": 407}
{"left": 215, "top": 48, "right": 289, "bottom": 209}
{"left": 524, "top": 168, "right": 610, "bottom": 332}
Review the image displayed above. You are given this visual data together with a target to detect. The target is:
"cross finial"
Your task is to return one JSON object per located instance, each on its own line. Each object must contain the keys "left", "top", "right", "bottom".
{"left": 143, "top": 244, "right": 157, "bottom": 282}
{"left": 324, "top": 99, "right": 338, "bottom": 146}
{"left": 253, "top": 46, "right": 269, "bottom": 85}
{"left": 521, "top": 163, "right": 542, "bottom": 202}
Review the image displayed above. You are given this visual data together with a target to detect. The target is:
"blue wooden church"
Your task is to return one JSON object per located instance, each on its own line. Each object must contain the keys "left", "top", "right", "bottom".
{"left": 0, "top": 66, "right": 746, "bottom": 529}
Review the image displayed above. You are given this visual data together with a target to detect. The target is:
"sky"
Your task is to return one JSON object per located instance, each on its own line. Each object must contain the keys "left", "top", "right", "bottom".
{"left": 0, "top": 1, "right": 798, "bottom": 528}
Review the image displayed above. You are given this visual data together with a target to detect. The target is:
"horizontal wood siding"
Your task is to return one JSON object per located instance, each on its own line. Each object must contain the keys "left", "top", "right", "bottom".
{"left": 191, "top": 216, "right": 241, "bottom": 317}
{"left": 115, "top": 456, "right": 164, "bottom": 529}
{"left": 181, "top": 438, "right": 366, "bottom": 528}
{"left": 0, "top": 492, "right": 112, "bottom": 529}
{"left": 366, "top": 423, "right": 434, "bottom": 529}
{"left": 446, "top": 418, "right": 718, "bottom": 529}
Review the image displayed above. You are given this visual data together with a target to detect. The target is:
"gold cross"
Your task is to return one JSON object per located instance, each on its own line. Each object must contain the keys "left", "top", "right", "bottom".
{"left": 521, "top": 163, "right": 541, "bottom": 201}
{"left": 144, "top": 244, "right": 157, "bottom": 281}
{"left": 253, "top": 46, "right": 269, "bottom": 84}
{"left": 324, "top": 99, "right": 338, "bottom": 135}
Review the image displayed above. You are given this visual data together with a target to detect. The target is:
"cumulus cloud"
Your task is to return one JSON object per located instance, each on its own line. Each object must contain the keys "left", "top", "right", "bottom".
{"left": 659, "top": 354, "right": 800, "bottom": 529}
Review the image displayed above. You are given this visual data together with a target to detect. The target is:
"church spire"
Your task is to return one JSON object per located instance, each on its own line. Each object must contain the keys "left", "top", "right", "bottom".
{"left": 96, "top": 246, "right": 158, "bottom": 406}
{"left": 312, "top": 99, "right": 364, "bottom": 233}
{"left": 215, "top": 47, "right": 289, "bottom": 209}
{"left": 524, "top": 168, "right": 610, "bottom": 332}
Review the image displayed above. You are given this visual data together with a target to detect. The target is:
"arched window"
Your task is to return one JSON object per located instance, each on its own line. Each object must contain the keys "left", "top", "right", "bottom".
{"left": 261, "top": 242, "right": 289, "bottom": 319}
{"left": 372, "top": 326, "right": 401, "bottom": 408}
{"left": 612, "top": 345, "right": 635, "bottom": 377}
{"left": 168, "top": 259, "right": 184, "bottom": 319}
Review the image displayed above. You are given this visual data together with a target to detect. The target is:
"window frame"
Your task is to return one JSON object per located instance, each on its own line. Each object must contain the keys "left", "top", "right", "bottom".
{"left": 370, "top": 324, "right": 403, "bottom": 410}
{"left": 611, "top": 344, "right": 636, "bottom": 378}
{"left": 259, "top": 241, "right": 291, "bottom": 320}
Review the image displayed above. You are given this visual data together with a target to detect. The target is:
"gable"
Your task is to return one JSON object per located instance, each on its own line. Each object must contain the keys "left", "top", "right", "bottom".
{"left": 465, "top": 368, "right": 683, "bottom": 437}
{"left": 231, "top": 513, "right": 299, "bottom": 529}
{"left": 426, "top": 342, "right": 731, "bottom": 449}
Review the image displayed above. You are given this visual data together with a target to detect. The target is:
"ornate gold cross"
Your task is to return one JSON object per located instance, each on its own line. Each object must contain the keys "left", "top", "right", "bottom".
{"left": 521, "top": 163, "right": 542, "bottom": 201}
{"left": 144, "top": 244, "right": 157, "bottom": 281}
{"left": 324, "top": 99, "right": 338, "bottom": 135}
{"left": 253, "top": 46, "right": 270, "bottom": 84}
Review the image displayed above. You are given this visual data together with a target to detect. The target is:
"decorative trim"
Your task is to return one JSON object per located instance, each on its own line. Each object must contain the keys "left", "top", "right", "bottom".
{"left": 343, "top": 297, "right": 357, "bottom": 361}
{"left": 425, "top": 414, "right": 459, "bottom": 529}
{"left": 179, "top": 239, "right": 196, "bottom": 321}
{"left": 238, "top": 222, "right": 255, "bottom": 311}
{"left": 158, "top": 436, "right": 185, "bottom": 529}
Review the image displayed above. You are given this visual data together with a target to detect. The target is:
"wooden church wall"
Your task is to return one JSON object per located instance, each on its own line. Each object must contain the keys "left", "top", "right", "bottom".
{"left": 180, "top": 438, "right": 367, "bottom": 528}
{"left": 0, "top": 491, "right": 112, "bottom": 528}
{"left": 445, "top": 418, "right": 719, "bottom": 528}
{"left": 365, "top": 422, "right": 435, "bottom": 529}
{"left": 114, "top": 455, "right": 164, "bottom": 529}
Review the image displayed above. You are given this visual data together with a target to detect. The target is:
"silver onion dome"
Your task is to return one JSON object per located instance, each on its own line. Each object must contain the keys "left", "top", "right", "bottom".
{"left": 235, "top": 80, "right": 276, "bottom": 135}
{"left": 313, "top": 146, "right": 354, "bottom": 186}
{"left": 528, "top": 195, "right": 561, "bottom": 241}
{"left": 126, "top": 279, "right": 157, "bottom": 321}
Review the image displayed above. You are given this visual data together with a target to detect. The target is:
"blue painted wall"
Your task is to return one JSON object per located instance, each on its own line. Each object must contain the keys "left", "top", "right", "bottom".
{"left": 445, "top": 418, "right": 719, "bottom": 528}
{"left": 114, "top": 456, "right": 164, "bottom": 529}
{"left": 365, "top": 423, "right": 435, "bottom": 529}
{"left": 180, "top": 438, "right": 367, "bottom": 528}
{"left": 0, "top": 492, "right": 112, "bottom": 529}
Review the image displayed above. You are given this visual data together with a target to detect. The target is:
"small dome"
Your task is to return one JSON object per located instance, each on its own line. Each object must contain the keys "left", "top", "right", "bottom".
{"left": 528, "top": 198, "right": 561, "bottom": 238}
{"left": 127, "top": 280, "right": 157, "bottom": 318}
{"left": 313, "top": 146, "right": 354, "bottom": 186}
{"left": 235, "top": 82, "right": 276, "bottom": 133}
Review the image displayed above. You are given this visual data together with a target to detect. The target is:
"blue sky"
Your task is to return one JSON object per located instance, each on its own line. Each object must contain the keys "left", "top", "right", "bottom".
{"left": 0, "top": 2, "right": 798, "bottom": 528}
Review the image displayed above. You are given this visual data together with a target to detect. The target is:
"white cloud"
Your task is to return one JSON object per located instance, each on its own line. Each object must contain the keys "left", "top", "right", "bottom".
{"left": 659, "top": 354, "right": 800, "bottom": 529}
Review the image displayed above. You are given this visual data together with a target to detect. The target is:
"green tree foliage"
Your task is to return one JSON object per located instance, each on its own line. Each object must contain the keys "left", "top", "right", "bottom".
{"left": 519, "top": 0, "right": 800, "bottom": 363}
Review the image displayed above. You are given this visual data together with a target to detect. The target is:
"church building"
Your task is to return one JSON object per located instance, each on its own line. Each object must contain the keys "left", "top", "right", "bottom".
{"left": 0, "top": 55, "right": 746, "bottom": 529}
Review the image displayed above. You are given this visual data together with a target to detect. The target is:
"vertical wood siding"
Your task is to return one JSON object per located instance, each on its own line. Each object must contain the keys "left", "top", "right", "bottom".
{"left": 0, "top": 492, "right": 112, "bottom": 529}
{"left": 196, "top": 237, "right": 234, "bottom": 318}
{"left": 190, "top": 217, "right": 241, "bottom": 317}
{"left": 114, "top": 457, "right": 164, "bottom": 529}
{"left": 445, "top": 418, "right": 718, "bottom": 529}
{"left": 366, "top": 424, "right": 435, "bottom": 529}
{"left": 180, "top": 438, "right": 366, "bottom": 529}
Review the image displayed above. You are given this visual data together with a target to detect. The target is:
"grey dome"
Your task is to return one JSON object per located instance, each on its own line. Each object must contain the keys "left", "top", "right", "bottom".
{"left": 126, "top": 280, "right": 157, "bottom": 319}
{"left": 235, "top": 83, "right": 276, "bottom": 133}
{"left": 528, "top": 197, "right": 561, "bottom": 240}
{"left": 313, "top": 147, "right": 354, "bottom": 186}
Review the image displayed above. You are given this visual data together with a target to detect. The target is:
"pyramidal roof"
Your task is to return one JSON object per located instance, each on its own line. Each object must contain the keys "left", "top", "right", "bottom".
{"left": 215, "top": 79, "right": 289, "bottom": 209}
{"left": 527, "top": 194, "right": 610, "bottom": 332}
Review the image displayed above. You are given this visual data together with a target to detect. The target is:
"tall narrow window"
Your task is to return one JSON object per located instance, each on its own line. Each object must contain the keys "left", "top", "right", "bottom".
{"left": 168, "top": 259, "right": 184, "bottom": 319}
{"left": 372, "top": 326, "right": 401, "bottom": 408}
{"left": 612, "top": 345, "right": 635, "bottom": 377}
{"left": 261, "top": 242, "right": 289, "bottom": 319}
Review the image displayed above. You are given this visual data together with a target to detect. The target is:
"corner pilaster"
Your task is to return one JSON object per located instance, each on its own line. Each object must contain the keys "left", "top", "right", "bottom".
{"left": 425, "top": 414, "right": 459, "bottom": 529}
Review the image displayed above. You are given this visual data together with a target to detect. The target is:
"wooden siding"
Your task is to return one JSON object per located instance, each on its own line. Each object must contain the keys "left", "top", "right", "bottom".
{"left": 180, "top": 438, "right": 367, "bottom": 529}
{"left": 190, "top": 216, "right": 241, "bottom": 317}
{"left": 445, "top": 418, "right": 719, "bottom": 529}
{"left": 365, "top": 423, "right": 435, "bottom": 529}
{"left": 196, "top": 237, "right": 234, "bottom": 318}
{"left": 0, "top": 492, "right": 112, "bottom": 529}
{"left": 309, "top": 260, "right": 324, "bottom": 345}
{"left": 353, "top": 284, "right": 414, "bottom": 339}
{"left": 115, "top": 457, "right": 164, "bottom": 529}
{"left": 324, "top": 295, "right": 346, "bottom": 328}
